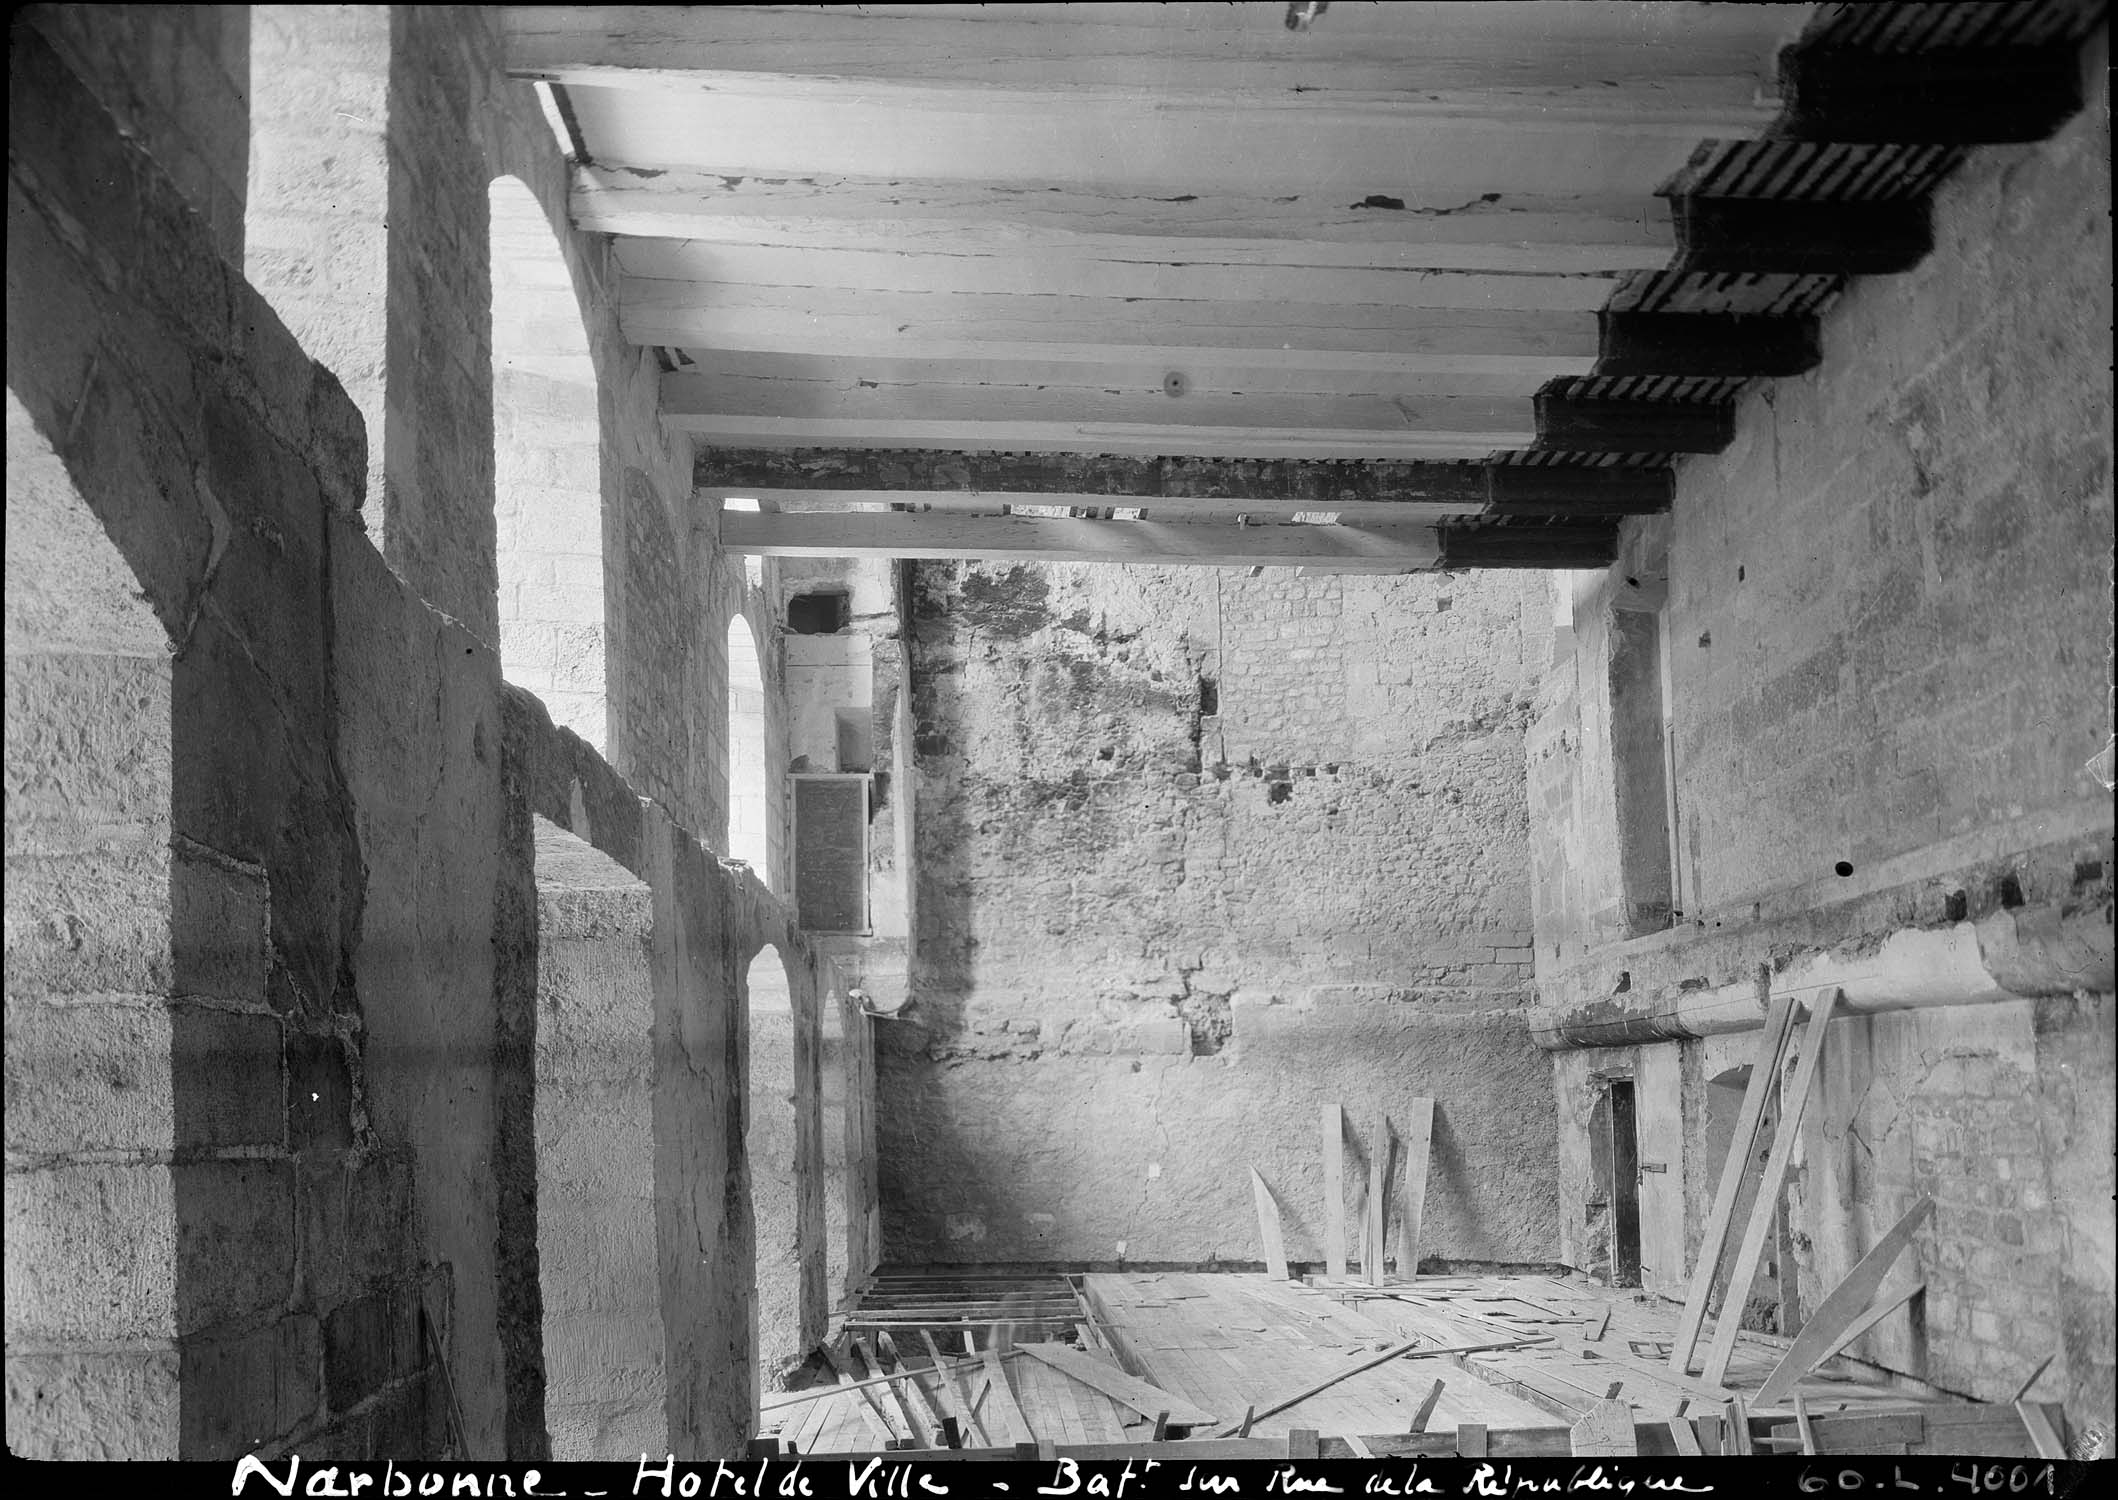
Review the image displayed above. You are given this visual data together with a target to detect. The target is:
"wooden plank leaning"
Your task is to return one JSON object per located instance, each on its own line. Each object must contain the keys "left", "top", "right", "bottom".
{"left": 1670, "top": 976, "right": 1800, "bottom": 1376}
{"left": 1701, "top": 989, "right": 1842, "bottom": 1386}
{"left": 1323, "top": 1102, "right": 1348, "bottom": 1280}
{"left": 1399, "top": 1097, "right": 1436, "bottom": 1282}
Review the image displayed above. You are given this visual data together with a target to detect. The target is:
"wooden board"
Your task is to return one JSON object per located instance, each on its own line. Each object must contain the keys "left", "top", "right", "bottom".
{"left": 1670, "top": 988, "right": 1798, "bottom": 1375}
{"left": 1251, "top": 1168, "right": 1290, "bottom": 1280}
{"left": 1323, "top": 1103, "right": 1347, "bottom": 1280}
{"left": 1367, "top": 1112, "right": 1389, "bottom": 1287}
{"left": 1702, "top": 989, "right": 1841, "bottom": 1385}
{"left": 1754, "top": 1198, "right": 1935, "bottom": 1406}
{"left": 980, "top": 1346, "right": 1034, "bottom": 1446}
{"left": 1570, "top": 1398, "right": 1639, "bottom": 1456}
{"left": 1398, "top": 1097, "right": 1435, "bottom": 1280}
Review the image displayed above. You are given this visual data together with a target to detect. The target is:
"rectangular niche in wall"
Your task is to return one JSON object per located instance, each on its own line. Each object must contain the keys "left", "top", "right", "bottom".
{"left": 793, "top": 773, "right": 870, "bottom": 934}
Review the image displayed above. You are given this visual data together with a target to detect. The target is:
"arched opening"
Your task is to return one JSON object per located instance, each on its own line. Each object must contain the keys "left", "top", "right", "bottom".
{"left": 744, "top": 948, "right": 802, "bottom": 1389}
{"left": 5, "top": 390, "right": 178, "bottom": 1459}
{"left": 726, "top": 616, "right": 769, "bottom": 879}
{"left": 490, "top": 175, "right": 607, "bottom": 750}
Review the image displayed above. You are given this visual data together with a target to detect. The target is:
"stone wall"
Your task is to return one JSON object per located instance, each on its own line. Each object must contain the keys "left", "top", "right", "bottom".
{"left": 1526, "top": 65, "right": 2114, "bottom": 1433}
{"left": 7, "top": 8, "right": 851, "bottom": 1460}
{"left": 886, "top": 561, "right": 1557, "bottom": 1267}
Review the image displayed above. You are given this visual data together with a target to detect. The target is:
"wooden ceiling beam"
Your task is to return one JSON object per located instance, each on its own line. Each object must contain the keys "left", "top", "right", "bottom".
{"left": 616, "top": 240, "right": 1625, "bottom": 312}
{"left": 577, "top": 172, "right": 1677, "bottom": 265}
{"left": 558, "top": 83, "right": 1771, "bottom": 202}
{"left": 720, "top": 510, "right": 1445, "bottom": 572}
{"left": 624, "top": 287, "right": 1603, "bottom": 374}
{"left": 698, "top": 448, "right": 1670, "bottom": 516}
{"left": 503, "top": 4, "right": 1799, "bottom": 113}
{"left": 661, "top": 371, "right": 1532, "bottom": 461}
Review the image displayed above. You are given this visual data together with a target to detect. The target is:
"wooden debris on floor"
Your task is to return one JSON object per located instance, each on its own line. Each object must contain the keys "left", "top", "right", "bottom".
{"left": 771, "top": 1266, "right": 2032, "bottom": 1458}
{"left": 1569, "top": 1397, "right": 1639, "bottom": 1455}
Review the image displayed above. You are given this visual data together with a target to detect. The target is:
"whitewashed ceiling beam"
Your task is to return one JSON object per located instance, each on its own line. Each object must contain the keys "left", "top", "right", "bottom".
{"left": 502, "top": 4, "right": 1803, "bottom": 111}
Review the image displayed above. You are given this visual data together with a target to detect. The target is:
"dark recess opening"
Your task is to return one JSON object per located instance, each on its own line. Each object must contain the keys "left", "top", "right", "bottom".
{"left": 1605, "top": 1079, "right": 1642, "bottom": 1288}
{"left": 787, "top": 590, "right": 850, "bottom": 635}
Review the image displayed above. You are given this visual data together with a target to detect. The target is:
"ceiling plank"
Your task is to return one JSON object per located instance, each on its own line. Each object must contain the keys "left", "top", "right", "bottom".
{"left": 624, "top": 287, "right": 1603, "bottom": 373}
{"left": 721, "top": 509, "right": 1444, "bottom": 571}
{"left": 503, "top": 3, "right": 1799, "bottom": 111}
{"left": 694, "top": 350, "right": 1558, "bottom": 402}
{"left": 615, "top": 240, "right": 1626, "bottom": 311}
{"left": 560, "top": 82, "right": 1769, "bottom": 200}
{"left": 661, "top": 371, "right": 1532, "bottom": 459}
{"left": 578, "top": 171, "right": 1676, "bottom": 271}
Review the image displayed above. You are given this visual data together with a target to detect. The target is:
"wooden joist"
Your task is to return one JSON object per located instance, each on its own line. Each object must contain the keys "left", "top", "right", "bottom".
{"left": 662, "top": 367, "right": 1531, "bottom": 461}
{"left": 698, "top": 448, "right": 1674, "bottom": 519}
{"left": 722, "top": 510, "right": 1446, "bottom": 572}
{"left": 633, "top": 285, "right": 1610, "bottom": 372}
{"left": 579, "top": 167, "right": 1683, "bottom": 257}
{"left": 503, "top": 3, "right": 1795, "bottom": 111}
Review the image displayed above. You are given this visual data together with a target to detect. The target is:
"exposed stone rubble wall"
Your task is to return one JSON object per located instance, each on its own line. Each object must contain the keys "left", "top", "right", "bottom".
{"left": 6, "top": 7, "right": 853, "bottom": 1460}
{"left": 1527, "top": 67, "right": 2114, "bottom": 1435}
{"left": 888, "top": 562, "right": 1558, "bottom": 1267}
